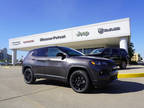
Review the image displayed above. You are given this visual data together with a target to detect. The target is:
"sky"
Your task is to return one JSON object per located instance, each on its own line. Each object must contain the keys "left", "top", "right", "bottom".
{"left": 0, "top": 0, "right": 144, "bottom": 59}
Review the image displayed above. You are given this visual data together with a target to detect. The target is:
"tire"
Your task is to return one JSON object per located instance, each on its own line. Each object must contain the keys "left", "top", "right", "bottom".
{"left": 23, "top": 68, "right": 36, "bottom": 84}
{"left": 69, "top": 70, "right": 91, "bottom": 93}
{"left": 120, "top": 61, "right": 127, "bottom": 69}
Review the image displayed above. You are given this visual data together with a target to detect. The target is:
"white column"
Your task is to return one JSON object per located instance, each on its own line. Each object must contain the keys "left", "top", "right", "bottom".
{"left": 12, "top": 49, "right": 17, "bottom": 65}
{"left": 120, "top": 38, "right": 128, "bottom": 52}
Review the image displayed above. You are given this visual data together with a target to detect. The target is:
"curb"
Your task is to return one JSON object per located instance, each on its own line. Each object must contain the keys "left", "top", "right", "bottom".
{"left": 118, "top": 73, "right": 144, "bottom": 78}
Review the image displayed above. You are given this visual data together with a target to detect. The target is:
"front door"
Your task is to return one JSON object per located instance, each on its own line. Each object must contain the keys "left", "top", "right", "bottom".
{"left": 43, "top": 47, "right": 67, "bottom": 78}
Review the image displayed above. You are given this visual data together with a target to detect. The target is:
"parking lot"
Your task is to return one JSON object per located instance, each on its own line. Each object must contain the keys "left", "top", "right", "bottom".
{"left": 0, "top": 65, "right": 144, "bottom": 108}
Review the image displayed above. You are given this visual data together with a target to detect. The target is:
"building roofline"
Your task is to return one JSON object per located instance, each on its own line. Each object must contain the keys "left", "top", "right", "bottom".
{"left": 9, "top": 17, "right": 130, "bottom": 41}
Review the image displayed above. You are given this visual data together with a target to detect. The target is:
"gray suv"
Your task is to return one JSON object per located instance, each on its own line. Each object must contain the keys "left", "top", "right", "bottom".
{"left": 22, "top": 46, "right": 118, "bottom": 93}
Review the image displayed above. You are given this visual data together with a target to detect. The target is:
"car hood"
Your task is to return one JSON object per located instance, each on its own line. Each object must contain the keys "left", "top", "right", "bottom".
{"left": 72, "top": 55, "right": 110, "bottom": 61}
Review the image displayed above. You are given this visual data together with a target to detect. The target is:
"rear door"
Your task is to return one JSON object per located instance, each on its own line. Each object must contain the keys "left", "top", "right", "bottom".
{"left": 31, "top": 47, "right": 48, "bottom": 75}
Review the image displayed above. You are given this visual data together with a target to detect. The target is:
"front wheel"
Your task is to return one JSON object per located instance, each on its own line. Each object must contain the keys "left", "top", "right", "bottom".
{"left": 24, "top": 68, "right": 36, "bottom": 84}
{"left": 69, "top": 70, "right": 91, "bottom": 93}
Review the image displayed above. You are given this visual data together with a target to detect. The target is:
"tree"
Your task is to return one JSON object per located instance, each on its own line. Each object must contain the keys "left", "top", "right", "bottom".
{"left": 128, "top": 42, "right": 135, "bottom": 63}
{"left": 138, "top": 54, "right": 143, "bottom": 61}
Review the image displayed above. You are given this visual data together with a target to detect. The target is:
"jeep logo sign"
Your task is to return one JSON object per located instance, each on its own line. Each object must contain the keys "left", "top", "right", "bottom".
{"left": 76, "top": 31, "right": 89, "bottom": 37}
{"left": 98, "top": 27, "right": 120, "bottom": 34}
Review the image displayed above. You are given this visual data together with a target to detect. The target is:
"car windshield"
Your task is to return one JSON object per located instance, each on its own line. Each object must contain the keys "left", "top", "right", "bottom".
{"left": 60, "top": 47, "right": 84, "bottom": 56}
{"left": 90, "top": 49, "right": 104, "bottom": 54}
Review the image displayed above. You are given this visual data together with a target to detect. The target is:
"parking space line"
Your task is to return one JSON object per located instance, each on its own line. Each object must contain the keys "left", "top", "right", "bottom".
{"left": 0, "top": 87, "right": 59, "bottom": 102}
{"left": 23, "top": 96, "right": 46, "bottom": 108}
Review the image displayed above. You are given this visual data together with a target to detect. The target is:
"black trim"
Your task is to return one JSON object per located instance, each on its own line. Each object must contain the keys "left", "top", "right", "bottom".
{"left": 35, "top": 74, "right": 67, "bottom": 82}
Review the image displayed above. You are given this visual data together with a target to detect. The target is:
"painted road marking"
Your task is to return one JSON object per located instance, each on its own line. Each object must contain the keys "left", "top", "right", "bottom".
{"left": 118, "top": 73, "right": 144, "bottom": 78}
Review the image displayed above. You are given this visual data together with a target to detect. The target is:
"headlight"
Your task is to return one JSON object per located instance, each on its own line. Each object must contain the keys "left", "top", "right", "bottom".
{"left": 90, "top": 61, "right": 102, "bottom": 65}
{"left": 90, "top": 60, "right": 107, "bottom": 66}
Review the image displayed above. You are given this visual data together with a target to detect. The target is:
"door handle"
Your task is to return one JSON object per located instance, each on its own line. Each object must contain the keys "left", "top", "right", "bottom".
{"left": 32, "top": 58, "right": 36, "bottom": 60}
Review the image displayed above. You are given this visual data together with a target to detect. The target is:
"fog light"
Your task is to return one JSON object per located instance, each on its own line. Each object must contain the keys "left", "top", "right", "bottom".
{"left": 113, "top": 66, "right": 117, "bottom": 70}
{"left": 99, "top": 71, "right": 104, "bottom": 76}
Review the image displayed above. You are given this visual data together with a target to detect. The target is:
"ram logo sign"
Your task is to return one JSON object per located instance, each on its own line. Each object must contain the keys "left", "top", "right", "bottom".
{"left": 98, "top": 27, "right": 120, "bottom": 34}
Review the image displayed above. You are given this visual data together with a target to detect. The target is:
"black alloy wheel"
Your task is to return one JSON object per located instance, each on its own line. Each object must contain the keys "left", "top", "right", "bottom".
{"left": 24, "top": 68, "right": 36, "bottom": 84}
{"left": 70, "top": 70, "right": 90, "bottom": 93}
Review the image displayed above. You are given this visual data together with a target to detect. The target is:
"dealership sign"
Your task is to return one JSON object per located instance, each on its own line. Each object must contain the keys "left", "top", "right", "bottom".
{"left": 40, "top": 35, "right": 66, "bottom": 41}
{"left": 12, "top": 41, "right": 21, "bottom": 45}
{"left": 98, "top": 27, "right": 120, "bottom": 34}
{"left": 23, "top": 40, "right": 34, "bottom": 44}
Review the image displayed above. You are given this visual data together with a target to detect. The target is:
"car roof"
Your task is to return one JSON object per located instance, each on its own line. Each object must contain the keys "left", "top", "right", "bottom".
{"left": 31, "top": 46, "right": 65, "bottom": 51}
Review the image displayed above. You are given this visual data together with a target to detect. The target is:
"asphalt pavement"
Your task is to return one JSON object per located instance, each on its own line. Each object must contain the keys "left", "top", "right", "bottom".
{"left": 0, "top": 66, "right": 144, "bottom": 108}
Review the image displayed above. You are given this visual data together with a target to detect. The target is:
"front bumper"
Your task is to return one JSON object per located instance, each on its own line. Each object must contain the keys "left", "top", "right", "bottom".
{"left": 92, "top": 70, "right": 118, "bottom": 87}
{"left": 90, "top": 65, "right": 118, "bottom": 87}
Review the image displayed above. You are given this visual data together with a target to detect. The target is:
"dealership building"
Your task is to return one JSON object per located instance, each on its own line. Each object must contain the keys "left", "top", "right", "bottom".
{"left": 9, "top": 18, "right": 131, "bottom": 65}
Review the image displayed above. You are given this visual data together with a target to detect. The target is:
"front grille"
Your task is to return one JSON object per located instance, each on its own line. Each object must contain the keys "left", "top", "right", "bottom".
{"left": 98, "top": 60, "right": 117, "bottom": 77}
{"left": 99, "top": 70, "right": 110, "bottom": 76}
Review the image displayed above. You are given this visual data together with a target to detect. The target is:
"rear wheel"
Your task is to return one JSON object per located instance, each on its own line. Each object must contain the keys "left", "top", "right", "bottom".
{"left": 24, "top": 68, "right": 36, "bottom": 84}
{"left": 120, "top": 61, "right": 127, "bottom": 69}
{"left": 69, "top": 70, "right": 91, "bottom": 93}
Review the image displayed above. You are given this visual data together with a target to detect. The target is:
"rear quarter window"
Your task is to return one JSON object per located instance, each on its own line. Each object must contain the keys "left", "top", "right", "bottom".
{"left": 32, "top": 48, "right": 48, "bottom": 57}
{"left": 24, "top": 51, "right": 32, "bottom": 60}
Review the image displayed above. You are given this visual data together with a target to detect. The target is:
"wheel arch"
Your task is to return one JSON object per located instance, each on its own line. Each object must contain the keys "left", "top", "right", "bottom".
{"left": 67, "top": 66, "right": 91, "bottom": 83}
{"left": 22, "top": 65, "right": 32, "bottom": 74}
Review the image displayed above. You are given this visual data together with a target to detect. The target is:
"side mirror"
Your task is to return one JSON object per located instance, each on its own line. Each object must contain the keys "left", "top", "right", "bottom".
{"left": 56, "top": 53, "right": 66, "bottom": 59}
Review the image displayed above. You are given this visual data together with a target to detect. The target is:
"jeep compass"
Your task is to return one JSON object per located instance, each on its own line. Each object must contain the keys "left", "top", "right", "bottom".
{"left": 22, "top": 46, "right": 118, "bottom": 93}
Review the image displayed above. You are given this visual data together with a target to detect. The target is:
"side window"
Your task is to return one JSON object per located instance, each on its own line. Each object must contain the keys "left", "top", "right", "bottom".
{"left": 32, "top": 50, "right": 37, "bottom": 56}
{"left": 103, "top": 49, "right": 111, "bottom": 55}
{"left": 32, "top": 48, "right": 48, "bottom": 57}
{"left": 112, "top": 49, "right": 120, "bottom": 55}
{"left": 48, "top": 48, "right": 62, "bottom": 57}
